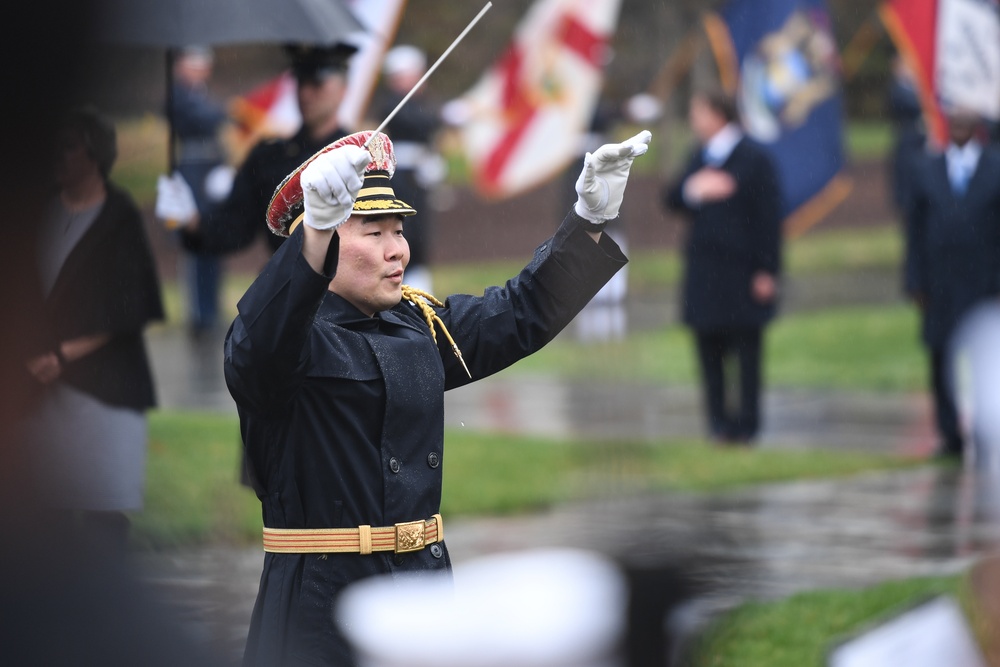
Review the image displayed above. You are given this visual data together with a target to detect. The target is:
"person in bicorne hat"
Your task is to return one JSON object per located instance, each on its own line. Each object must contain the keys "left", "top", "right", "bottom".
{"left": 227, "top": 127, "right": 651, "bottom": 666}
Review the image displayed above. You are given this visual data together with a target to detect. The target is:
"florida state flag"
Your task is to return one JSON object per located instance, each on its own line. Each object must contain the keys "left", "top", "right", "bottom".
{"left": 445, "top": 0, "right": 622, "bottom": 199}
{"left": 880, "top": 0, "right": 1000, "bottom": 147}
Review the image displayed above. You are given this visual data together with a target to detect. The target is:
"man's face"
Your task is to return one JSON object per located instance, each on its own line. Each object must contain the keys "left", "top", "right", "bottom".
{"left": 947, "top": 112, "right": 979, "bottom": 147}
{"left": 54, "top": 130, "right": 95, "bottom": 189}
{"left": 296, "top": 71, "right": 346, "bottom": 134}
{"left": 175, "top": 55, "right": 212, "bottom": 86}
{"left": 329, "top": 214, "right": 410, "bottom": 316}
{"left": 689, "top": 95, "right": 726, "bottom": 144}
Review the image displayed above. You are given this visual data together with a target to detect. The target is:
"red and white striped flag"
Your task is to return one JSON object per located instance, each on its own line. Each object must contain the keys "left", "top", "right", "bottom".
{"left": 445, "top": 0, "right": 622, "bottom": 199}
{"left": 880, "top": 0, "right": 1000, "bottom": 147}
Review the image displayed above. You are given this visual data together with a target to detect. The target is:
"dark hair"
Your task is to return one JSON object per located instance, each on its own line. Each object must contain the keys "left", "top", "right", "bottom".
{"left": 694, "top": 87, "right": 740, "bottom": 125}
{"left": 64, "top": 106, "right": 117, "bottom": 179}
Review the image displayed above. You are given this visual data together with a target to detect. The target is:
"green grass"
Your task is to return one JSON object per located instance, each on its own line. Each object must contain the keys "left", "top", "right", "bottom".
{"left": 135, "top": 412, "right": 922, "bottom": 547}
{"left": 444, "top": 436, "right": 918, "bottom": 514}
{"left": 112, "top": 114, "right": 168, "bottom": 207}
{"left": 767, "top": 305, "right": 925, "bottom": 391}
{"left": 784, "top": 225, "right": 902, "bottom": 275}
{"left": 844, "top": 121, "right": 895, "bottom": 162}
{"left": 508, "top": 303, "right": 925, "bottom": 392}
{"left": 135, "top": 411, "right": 261, "bottom": 549}
{"left": 692, "top": 574, "right": 971, "bottom": 667}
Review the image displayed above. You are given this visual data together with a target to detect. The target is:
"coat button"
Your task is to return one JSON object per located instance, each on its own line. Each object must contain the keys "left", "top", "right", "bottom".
{"left": 427, "top": 452, "right": 440, "bottom": 468}
{"left": 393, "top": 554, "right": 405, "bottom": 566}
{"left": 429, "top": 544, "right": 443, "bottom": 559}
{"left": 389, "top": 457, "right": 400, "bottom": 474}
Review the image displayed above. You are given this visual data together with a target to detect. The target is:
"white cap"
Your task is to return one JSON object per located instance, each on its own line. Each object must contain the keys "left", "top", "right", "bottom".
{"left": 625, "top": 93, "right": 664, "bottom": 124}
{"left": 337, "top": 548, "right": 627, "bottom": 667}
{"left": 383, "top": 44, "right": 426, "bottom": 77}
{"left": 178, "top": 45, "right": 214, "bottom": 65}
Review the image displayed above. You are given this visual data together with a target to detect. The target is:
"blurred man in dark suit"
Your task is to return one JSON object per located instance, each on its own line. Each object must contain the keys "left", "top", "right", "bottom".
{"left": 663, "top": 88, "right": 783, "bottom": 445}
{"left": 904, "top": 107, "right": 1000, "bottom": 461}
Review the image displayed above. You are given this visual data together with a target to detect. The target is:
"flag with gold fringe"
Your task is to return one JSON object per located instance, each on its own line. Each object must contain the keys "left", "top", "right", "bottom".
{"left": 880, "top": 0, "right": 1000, "bottom": 149}
{"left": 703, "top": 0, "right": 851, "bottom": 236}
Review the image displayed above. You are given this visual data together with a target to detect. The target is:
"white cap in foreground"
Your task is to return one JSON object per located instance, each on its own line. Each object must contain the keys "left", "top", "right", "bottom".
{"left": 337, "top": 548, "right": 627, "bottom": 667}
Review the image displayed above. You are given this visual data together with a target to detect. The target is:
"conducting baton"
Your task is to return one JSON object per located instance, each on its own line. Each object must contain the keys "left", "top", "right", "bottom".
{"left": 364, "top": 2, "right": 492, "bottom": 149}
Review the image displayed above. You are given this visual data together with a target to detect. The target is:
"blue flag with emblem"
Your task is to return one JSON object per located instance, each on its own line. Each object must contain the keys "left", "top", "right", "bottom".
{"left": 703, "top": 0, "right": 851, "bottom": 236}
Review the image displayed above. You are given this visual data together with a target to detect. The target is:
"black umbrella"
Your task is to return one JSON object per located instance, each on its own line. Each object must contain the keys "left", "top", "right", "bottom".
{"left": 93, "top": 0, "right": 362, "bottom": 48}
{"left": 92, "top": 0, "right": 364, "bottom": 169}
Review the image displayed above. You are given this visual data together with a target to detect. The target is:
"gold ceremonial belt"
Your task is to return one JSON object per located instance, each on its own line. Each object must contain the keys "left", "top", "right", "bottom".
{"left": 263, "top": 514, "right": 443, "bottom": 555}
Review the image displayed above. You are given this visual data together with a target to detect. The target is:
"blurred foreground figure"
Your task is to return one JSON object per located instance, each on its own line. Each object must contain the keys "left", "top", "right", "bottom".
{"left": 663, "top": 88, "right": 783, "bottom": 445}
{"left": 21, "top": 106, "right": 163, "bottom": 555}
{"left": 227, "top": 129, "right": 649, "bottom": 665}
{"left": 339, "top": 549, "right": 626, "bottom": 667}
{"left": 0, "top": 12, "right": 218, "bottom": 663}
{"left": 950, "top": 302, "right": 1000, "bottom": 469}
{"left": 338, "top": 548, "right": 700, "bottom": 667}
{"left": 904, "top": 108, "right": 1000, "bottom": 462}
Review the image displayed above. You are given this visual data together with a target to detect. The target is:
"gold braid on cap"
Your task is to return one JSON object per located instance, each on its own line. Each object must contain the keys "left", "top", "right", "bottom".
{"left": 401, "top": 285, "right": 471, "bottom": 379}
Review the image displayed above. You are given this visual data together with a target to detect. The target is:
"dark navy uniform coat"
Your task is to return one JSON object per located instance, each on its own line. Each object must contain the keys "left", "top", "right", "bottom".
{"left": 225, "top": 211, "right": 626, "bottom": 666}
{"left": 904, "top": 145, "right": 1000, "bottom": 349}
{"left": 663, "top": 137, "right": 783, "bottom": 331}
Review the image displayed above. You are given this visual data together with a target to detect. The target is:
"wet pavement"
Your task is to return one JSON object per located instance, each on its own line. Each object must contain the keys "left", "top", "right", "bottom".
{"left": 136, "top": 267, "right": 1000, "bottom": 664}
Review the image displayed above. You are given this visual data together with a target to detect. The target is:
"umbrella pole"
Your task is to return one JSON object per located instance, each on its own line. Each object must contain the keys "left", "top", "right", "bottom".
{"left": 165, "top": 47, "right": 177, "bottom": 173}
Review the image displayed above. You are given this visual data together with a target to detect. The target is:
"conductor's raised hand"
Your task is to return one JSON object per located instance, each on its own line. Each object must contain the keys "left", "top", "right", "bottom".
{"left": 301, "top": 145, "right": 371, "bottom": 231}
{"left": 574, "top": 130, "right": 652, "bottom": 223}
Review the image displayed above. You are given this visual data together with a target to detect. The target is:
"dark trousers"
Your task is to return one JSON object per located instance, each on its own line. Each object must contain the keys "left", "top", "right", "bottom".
{"left": 693, "top": 328, "right": 763, "bottom": 441}
{"left": 929, "top": 346, "right": 964, "bottom": 456}
{"left": 187, "top": 251, "right": 222, "bottom": 332}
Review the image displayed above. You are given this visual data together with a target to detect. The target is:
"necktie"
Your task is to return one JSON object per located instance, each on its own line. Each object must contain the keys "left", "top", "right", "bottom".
{"left": 951, "top": 161, "right": 969, "bottom": 195}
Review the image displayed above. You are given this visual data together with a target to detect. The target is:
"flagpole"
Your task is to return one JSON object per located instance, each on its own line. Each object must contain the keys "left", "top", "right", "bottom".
{"left": 364, "top": 2, "right": 492, "bottom": 148}
{"left": 646, "top": 26, "right": 703, "bottom": 102}
{"left": 840, "top": 11, "right": 885, "bottom": 83}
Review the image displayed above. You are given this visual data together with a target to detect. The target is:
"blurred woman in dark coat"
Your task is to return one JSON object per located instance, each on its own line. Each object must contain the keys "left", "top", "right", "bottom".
{"left": 23, "top": 107, "right": 163, "bottom": 554}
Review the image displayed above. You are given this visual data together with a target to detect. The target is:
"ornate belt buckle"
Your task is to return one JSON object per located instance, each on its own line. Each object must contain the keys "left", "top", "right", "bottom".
{"left": 394, "top": 520, "right": 426, "bottom": 553}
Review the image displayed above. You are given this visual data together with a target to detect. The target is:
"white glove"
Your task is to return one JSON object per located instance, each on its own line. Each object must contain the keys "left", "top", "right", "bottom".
{"left": 155, "top": 172, "right": 198, "bottom": 226}
{"left": 204, "top": 164, "right": 235, "bottom": 203}
{"left": 301, "top": 145, "right": 370, "bottom": 230}
{"left": 574, "top": 130, "right": 652, "bottom": 223}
